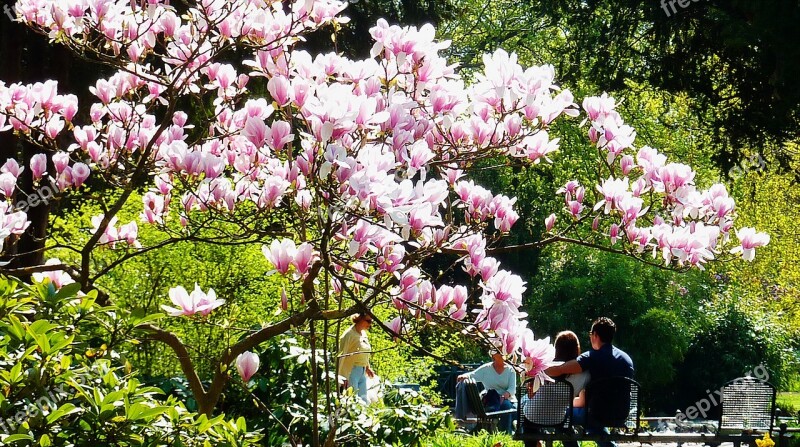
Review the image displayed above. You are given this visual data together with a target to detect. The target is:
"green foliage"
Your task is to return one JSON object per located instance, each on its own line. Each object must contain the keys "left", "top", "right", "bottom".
{"left": 422, "top": 430, "right": 523, "bottom": 447}
{"left": 49, "top": 192, "right": 285, "bottom": 380}
{"left": 191, "top": 335, "right": 455, "bottom": 446}
{"left": 676, "top": 298, "right": 791, "bottom": 407}
{"left": 331, "top": 387, "right": 452, "bottom": 446}
{"left": 0, "top": 275, "right": 262, "bottom": 446}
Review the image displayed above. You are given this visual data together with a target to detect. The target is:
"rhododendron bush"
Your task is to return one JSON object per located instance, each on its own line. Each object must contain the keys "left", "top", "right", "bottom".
{"left": 0, "top": 0, "right": 768, "bottom": 417}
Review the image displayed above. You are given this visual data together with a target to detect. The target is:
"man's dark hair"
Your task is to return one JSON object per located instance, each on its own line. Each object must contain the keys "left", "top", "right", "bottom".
{"left": 591, "top": 317, "right": 616, "bottom": 344}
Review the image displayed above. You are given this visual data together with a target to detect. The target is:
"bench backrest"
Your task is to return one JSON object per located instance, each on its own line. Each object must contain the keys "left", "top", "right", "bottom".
{"left": 520, "top": 377, "right": 574, "bottom": 429}
{"left": 464, "top": 378, "right": 489, "bottom": 418}
{"left": 585, "top": 376, "right": 640, "bottom": 431}
{"left": 719, "top": 376, "right": 776, "bottom": 433}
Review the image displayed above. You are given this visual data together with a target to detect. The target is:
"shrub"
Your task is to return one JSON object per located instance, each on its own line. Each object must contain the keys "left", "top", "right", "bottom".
{"left": 0, "top": 276, "right": 262, "bottom": 446}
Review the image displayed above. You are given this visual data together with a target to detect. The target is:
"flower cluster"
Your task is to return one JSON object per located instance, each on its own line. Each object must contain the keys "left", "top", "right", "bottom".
{"left": 545, "top": 94, "right": 769, "bottom": 268}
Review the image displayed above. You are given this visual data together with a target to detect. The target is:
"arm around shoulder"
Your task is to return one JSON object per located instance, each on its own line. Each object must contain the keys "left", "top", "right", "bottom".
{"left": 545, "top": 359, "right": 583, "bottom": 377}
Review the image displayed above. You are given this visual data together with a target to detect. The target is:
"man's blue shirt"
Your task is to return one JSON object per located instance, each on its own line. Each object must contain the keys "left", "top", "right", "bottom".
{"left": 576, "top": 343, "right": 634, "bottom": 379}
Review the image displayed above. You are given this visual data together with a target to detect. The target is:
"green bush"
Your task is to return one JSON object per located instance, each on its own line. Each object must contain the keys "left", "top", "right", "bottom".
{"left": 422, "top": 430, "right": 523, "bottom": 447}
{"left": 676, "top": 301, "right": 788, "bottom": 410}
{"left": 0, "top": 276, "right": 262, "bottom": 446}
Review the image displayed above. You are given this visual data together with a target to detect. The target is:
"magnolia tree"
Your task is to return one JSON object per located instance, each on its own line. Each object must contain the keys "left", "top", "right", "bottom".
{"left": 0, "top": 0, "right": 769, "bottom": 423}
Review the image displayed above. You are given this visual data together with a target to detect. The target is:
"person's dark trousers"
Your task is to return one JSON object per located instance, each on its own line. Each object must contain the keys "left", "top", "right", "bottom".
{"left": 586, "top": 427, "right": 617, "bottom": 447}
{"left": 565, "top": 407, "right": 615, "bottom": 447}
{"left": 485, "top": 399, "right": 515, "bottom": 434}
{"left": 562, "top": 407, "right": 584, "bottom": 447}
{"left": 586, "top": 426, "right": 614, "bottom": 447}
{"left": 522, "top": 420, "right": 541, "bottom": 447}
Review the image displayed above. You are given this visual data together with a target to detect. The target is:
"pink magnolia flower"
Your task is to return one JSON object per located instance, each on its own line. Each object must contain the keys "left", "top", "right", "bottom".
{"left": 521, "top": 334, "right": 555, "bottom": 381}
{"left": 545, "top": 213, "right": 556, "bottom": 232}
{"left": 731, "top": 227, "right": 770, "bottom": 261}
{"left": 292, "top": 242, "right": 316, "bottom": 277}
{"left": 567, "top": 201, "right": 584, "bottom": 218}
{"left": 610, "top": 223, "right": 620, "bottom": 245}
{"left": 620, "top": 155, "right": 635, "bottom": 175}
{"left": 0, "top": 173, "right": 16, "bottom": 198}
{"left": 52, "top": 152, "right": 70, "bottom": 175}
{"left": 1, "top": 159, "right": 23, "bottom": 178}
{"left": 118, "top": 221, "right": 140, "bottom": 247}
{"left": 377, "top": 243, "right": 405, "bottom": 273}
{"left": 484, "top": 269, "right": 526, "bottom": 307}
{"left": 30, "top": 154, "right": 47, "bottom": 181}
{"left": 280, "top": 288, "right": 289, "bottom": 311}
{"left": 594, "top": 177, "right": 628, "bottom": 214}
{"left": 161, "top": 284, "right": 225, "bottom": 317}
{"left": 388, "top": 316, "right": 406, "bottom": 337}
{"left": 262, "top": 239, "right": 297, "bottom": 275}
{"left": 90, "top": 215, "right": 119, "bottom": 246}
{"left": 557, "top": 180, "right": 580, "bottom": 197}
{"left": 267, "top": 120, "right": 293, "bottom": 152}
{"left": 268, "top": 75, "right": 292, "bottom": 107}
{"left": 71, "top": 162, "right": 90, "bottom": 187}
{"left": 141, "top": 192, "right": 166, "bottom": 224}
{"left": 236, "top": 351, "right": 260, "bottom": 382}
{"left": 31, "top": 258, "right": 75, "bottom": 289}
{"left": 582, "top": 93, "right": 616, "bottom": 121}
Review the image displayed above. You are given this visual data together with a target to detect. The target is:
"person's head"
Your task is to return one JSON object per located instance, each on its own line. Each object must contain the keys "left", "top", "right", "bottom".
{"left": 553, "top": 330, "right": 581, "bottom": 361}
{"left": 589, "top": 317, "right": 616, "bottom": 347}
{"left": 491, "top": 351, "right": 504, "bottom": 365}
{"left": 352, "top": 313, "right": 373, "bottom": 330}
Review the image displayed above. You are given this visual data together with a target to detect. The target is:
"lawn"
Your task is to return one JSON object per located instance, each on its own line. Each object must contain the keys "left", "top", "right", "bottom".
{"left": 778, "top": 392, "right": 800, "bottom": 415}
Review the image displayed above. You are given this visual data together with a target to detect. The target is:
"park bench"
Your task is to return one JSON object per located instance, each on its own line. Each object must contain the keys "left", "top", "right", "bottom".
{"left": 515, "top": 376, "right": 793, "bottom": 447}
{"left": 458, "top": 378, "right": 518, "bottom": 432}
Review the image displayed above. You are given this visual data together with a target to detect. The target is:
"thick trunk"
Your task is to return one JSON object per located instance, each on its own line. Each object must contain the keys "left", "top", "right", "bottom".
{"left": 0, "top": 19, "right": 74, "bottom": 274}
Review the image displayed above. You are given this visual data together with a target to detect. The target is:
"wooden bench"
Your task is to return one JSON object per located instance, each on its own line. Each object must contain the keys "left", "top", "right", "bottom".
{"left": 458, "top": 378, "right": 517, "bottom": 432}
{"left": 514, "top": 376, "right": 791, "bottom": 447}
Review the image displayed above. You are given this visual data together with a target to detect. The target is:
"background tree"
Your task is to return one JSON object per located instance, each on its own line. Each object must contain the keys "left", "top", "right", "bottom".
{"left": 442, "top": 0, "right": 800, "bottom": 173}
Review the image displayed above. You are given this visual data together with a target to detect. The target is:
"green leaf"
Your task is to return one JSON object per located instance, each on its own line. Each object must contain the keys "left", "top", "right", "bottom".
{"left": 48, "top": 333, "right": 74, "bottom": 354}
{"left": 4, "top": 434, "right": 34, "bottom": 443}
{"left": 39, "top": 434, "right": 51, "bottom": 447}
{"left": 127, "top": 403, "right": 169, "bottom": 421}
{"left": 54, "top": 283, "right": 82, "bottom": 301}
{"left": 46, "top": 403, "right": 80, "bottom": 424}
{"left": 6, "top": 315, "right": 25, "bottom": 339}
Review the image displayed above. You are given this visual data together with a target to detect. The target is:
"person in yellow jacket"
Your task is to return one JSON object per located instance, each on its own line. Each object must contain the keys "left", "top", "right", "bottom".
{"left": 338, "top": 313, "right": 375, "bottom": 402}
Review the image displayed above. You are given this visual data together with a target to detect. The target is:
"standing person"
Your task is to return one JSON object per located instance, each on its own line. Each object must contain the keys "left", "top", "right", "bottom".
{"left": 337, "top": 313, "right": 375, "bottom": 403}
{"left": 545, "top": 317, "right": 634, "bottom": 447}
{"left": 457, "top": 351, "right": 517, "bottom": 434}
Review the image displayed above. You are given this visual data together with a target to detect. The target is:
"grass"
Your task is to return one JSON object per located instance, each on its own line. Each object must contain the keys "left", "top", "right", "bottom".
{"left": 778, "top": 392, "right": 800, "bottom": 418}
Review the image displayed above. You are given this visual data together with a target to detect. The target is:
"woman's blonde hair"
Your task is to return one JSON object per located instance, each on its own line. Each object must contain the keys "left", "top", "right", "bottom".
{"left": 351, "top": 313, "right": 368, "bottom": 324}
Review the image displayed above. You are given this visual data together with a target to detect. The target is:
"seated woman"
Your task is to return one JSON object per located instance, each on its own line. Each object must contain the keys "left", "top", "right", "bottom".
{"left": 457, "top": 351, "right": 517, "bottom": 434}
{"left": 521, "top": 331, "right": 590, "bottom": 447}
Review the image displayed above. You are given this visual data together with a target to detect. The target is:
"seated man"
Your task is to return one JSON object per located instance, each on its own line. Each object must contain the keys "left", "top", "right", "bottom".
{"left": 545, "top": 317, "right": 634, "bottom": 447}
{"left": 457, "top": 351, "right": 517, "bottom": 434}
